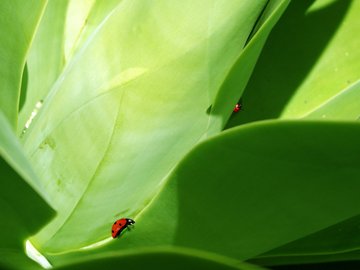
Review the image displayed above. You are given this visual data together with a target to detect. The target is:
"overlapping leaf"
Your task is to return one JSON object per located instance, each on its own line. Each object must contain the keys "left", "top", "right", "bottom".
{"left": 226, "top": 0, "right": 360, "bottom": 265}
{"left": 0, "top": 0, "right": 46, "bottom": 128}
{"left": 227, "top": 0, "right": 360, "bottom": 128}
{"left": 0, "top": 112, "right": 54, "bottom": 270}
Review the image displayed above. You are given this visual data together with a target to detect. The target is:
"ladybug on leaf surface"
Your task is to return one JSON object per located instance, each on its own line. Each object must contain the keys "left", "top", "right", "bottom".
{"left": 111, "top": 218, "right": 135, "bottom": 238}
{"left": 233, "top": 103, "right": 242, "bottom": 113}
{"left": 233, "top": 97, "right": 243, "bottom": 113}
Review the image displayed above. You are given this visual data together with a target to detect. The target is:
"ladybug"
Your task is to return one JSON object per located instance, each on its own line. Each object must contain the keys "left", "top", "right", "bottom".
{"left": 111, "top": 218, "right": 135, "bottom": 238}
{"left": 233, "top": 103, "right": 242, "bottom": 113}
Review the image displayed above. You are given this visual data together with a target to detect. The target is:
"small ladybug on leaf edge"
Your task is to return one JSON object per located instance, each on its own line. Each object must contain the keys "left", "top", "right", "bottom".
{"left": 111, "top": 218, "right": 135, "bottom": 238}
{"left": 233, "top": 103, "right": 242, "bottom": 113}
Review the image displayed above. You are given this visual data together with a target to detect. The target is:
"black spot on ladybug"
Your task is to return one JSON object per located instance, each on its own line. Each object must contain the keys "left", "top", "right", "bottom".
{"left": 114, "top": 222, "right": 116, "bottom": 224}
{"left": 112, "top": 230, "right": 114, "bottom": 233}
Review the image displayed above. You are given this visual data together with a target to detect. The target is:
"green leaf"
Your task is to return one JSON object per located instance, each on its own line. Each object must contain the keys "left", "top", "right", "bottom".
{"left": 0, "top": 112, "right": 54, "bottom": 270}
{"left": 54, "top": 247, "right": 267, "bottom": 270}
{"left": 17, "top": 0, "right": 122, "bottom": 133}
{"left": 119, "top": 120, "right": 360, "bottom": 259}
{"left": 17, "top": 0, "right": 69, "bottom": 134}
{"left": 303, "top": 79, "right": 360, "bottom": 120}
{"left": 0, "top": 0, "right": 46, "bottom": 129}
{"left": 225, "top": 0, "right": 360, "bottom": 264}
{"left": 20, "top": 0, "right": 287, "bottom": 255}
{"left": 280, "top": 0, "right": 360, "bottom": 119}
{"left": 227, "top": 0, "right": 360, "bottom": 127}
{"left": 252, "top": 214, "right": 360, "bottom": 266}
{"left": 0, "top": 111, "right": 50, "bottom": 201}
{"left": 50, "top": 120, "right": 360, "bottom": 265}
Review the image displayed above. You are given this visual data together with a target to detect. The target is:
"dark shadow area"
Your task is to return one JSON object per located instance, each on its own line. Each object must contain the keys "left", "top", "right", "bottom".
{"left": 0, "top": 157, "right": 55, "bottom": 269}
{"left": 0, "top": 157, "right": 54, "bottom": 237}
{"left": 19, "top": 63, "right": 28, "bottom": 112}
{"left": 263, "top": 214, "right": 360, "bottom": 256}
{"left": 226, "top": 0, "right": 351, "bottom": 128}
{"left": 249, "top": 214, "right": 360, "bottom": 268}
{"left": 271, "top": 261, "right": 360, "bottom": 270}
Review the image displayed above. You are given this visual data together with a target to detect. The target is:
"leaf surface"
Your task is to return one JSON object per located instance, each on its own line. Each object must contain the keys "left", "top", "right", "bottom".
{"left": 227, "top": 0, "right": 360, "bottom": 127}
{"left": 50, "top": 120, "right": 360, "bottom": 265}
{"left": 21, "top": 0, "right": 287, "bottom": 254}
{"left": 54, "top": 247, "right": 267, "bottom": 270}
{"left": 0, "top": 0, "right": 46, "bottom": 129}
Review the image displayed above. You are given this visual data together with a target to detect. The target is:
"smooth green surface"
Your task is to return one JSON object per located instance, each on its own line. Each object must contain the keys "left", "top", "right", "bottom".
{"left": 17, "top": 0, "right": 69, "bottom": 134}
{"left": 113, "top": 120, "right": 360, "bottom": 259}
{"left": 304, "top": 79, "right": 360, "bottom": 120}
{"left": 281, "top": 0, "right": 360, "bottom": 118}
{"left": 50, "top": 120, "right": 360, "bottom": 265}
{"left": 18, "top": 0, "right": 286, "bottom": 254}
{"left": 253, "top": 214, "right": 360, "bottom": 265}
{"left": 18, "top": 0, "right": 122, "bottom": 133}
{"left": 227, "top": 0, "right": 360, "bottom": 128}
{"left": 54, "top": 248, "right": 267, "bottom": 270}
{"left": 0, "top": 112, "right": 54, "bottom": 270}
{"left": 0, "top": 0, "right": 46, "bottom": 129}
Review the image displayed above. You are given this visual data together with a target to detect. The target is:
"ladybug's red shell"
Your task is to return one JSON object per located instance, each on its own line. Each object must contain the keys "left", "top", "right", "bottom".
{"left": 233, "top": 103, "right": 242, "bottom": 113}
{"left": 111, "top": 218, "right": 135, "bottom": 238}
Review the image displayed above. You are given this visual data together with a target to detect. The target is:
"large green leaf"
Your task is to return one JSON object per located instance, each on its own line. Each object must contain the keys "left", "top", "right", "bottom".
{"left": 19, "top": 0, "right": 291, "bottom": 255}
{"left": 0, "top": 112, "right": 54, "bottom": 270}
{"left": 54, "top": 247, "right": 267, "bottom": 270}
{"left": 0, "top": 0, "right": 46, "bottom": 129}
{"left": 49, "top": 120, "right": 360, "bottom": 266}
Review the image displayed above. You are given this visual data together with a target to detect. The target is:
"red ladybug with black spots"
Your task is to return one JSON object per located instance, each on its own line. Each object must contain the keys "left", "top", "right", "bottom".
{"left": 111, "top": 218, "right": 135, "bottom": 238}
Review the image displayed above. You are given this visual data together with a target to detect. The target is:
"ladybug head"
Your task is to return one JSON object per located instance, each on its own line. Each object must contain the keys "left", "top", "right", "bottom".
{"left": 126, "top": 218, "right": 135, "bottom": 225}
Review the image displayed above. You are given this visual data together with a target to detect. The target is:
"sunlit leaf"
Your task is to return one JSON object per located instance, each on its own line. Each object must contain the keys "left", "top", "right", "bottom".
{"left": 0, "top": 0, "right": 46, "bottom": 128}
